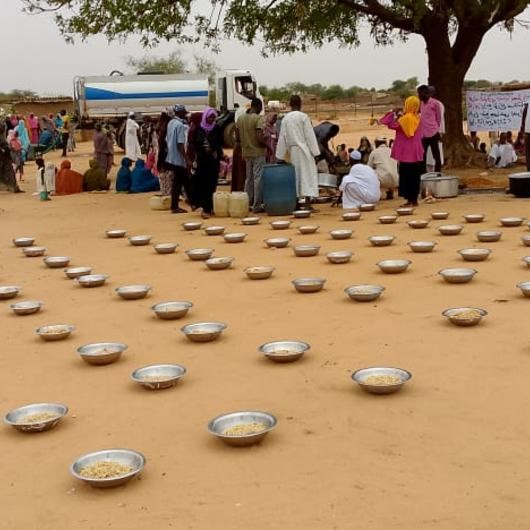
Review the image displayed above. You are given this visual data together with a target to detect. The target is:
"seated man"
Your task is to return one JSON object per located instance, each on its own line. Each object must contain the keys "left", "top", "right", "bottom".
{"left": 489, "top": 132, "right": 517, "bottom": 168}
{"left": 367, "top": 137, "right": 398, "bottom": 200}
{"left": 339, "top": 150, "right": 381, "bottom": 209}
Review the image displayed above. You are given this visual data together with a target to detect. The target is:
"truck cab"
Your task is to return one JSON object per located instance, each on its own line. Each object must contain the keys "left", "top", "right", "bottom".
{"left": 216, "top": 69, "right": 261, "bottom": 112}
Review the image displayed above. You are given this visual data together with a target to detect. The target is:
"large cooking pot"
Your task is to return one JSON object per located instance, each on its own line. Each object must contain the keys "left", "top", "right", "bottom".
{"left": 509, "top": 172, "right": 530, "bottom": 198}
{"left": 318, "top": 173, "right": 338, "bottom": 188}
{"left": 420, "top": 173, "right": 459, "bottom": 198}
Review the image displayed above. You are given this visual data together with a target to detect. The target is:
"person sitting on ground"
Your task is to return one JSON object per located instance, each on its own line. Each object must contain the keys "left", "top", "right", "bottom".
{"left": 83, "top": 159, "right": 111, "bottom": 191}
{"left": 55, "top": 160, "right": 83, "bottom": 195}
{"left": 116, "top": 157, "right": 133, "bottom": 192}
{"left": 357, "top": 136, "right": 373, "bottom": 164}
{"left": 367, "top": 137, "right": 398, "bottom": 200}
{"left": 339, "top": 150, "right": 381, "bottom": 209}
{"left": 488, "top": 132, "right": 517, "bottom": 168}
{"left": 129, "top": 158, "right": 160, "bottom": 194}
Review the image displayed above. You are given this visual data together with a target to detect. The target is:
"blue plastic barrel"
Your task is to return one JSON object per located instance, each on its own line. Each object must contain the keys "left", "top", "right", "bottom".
{"left": 262, "top": 163, "right": 297, "bottom": 216}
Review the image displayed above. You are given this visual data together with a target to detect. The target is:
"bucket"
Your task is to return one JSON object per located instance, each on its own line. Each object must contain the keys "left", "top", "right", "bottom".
{"left": 149, "top": 194, "right": 171, "bottom": 210}
{"left": 262, "top": 164, "right": 297, "bottom": 215}
{"left": 213, "top": 191, "right": 230, "bottom": 217}
{"left": 228, "top": 192, "right": 250, "bottom": 218}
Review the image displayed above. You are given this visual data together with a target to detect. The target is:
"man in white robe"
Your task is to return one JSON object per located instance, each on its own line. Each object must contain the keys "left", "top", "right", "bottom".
{"left": 125, "top": 112, "right": 142, "bottom": 161}
{"left": 276, "top": 95, "right": 320, "bottom": 207}
{"left": 340, "top": 150, "right": 380, "bottom": 210}
{"left": 367, "top": 137, "right": 398, "bottom": 199}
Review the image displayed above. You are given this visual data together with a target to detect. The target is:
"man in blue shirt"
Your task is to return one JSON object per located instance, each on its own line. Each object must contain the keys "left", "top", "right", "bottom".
{"left": 165, "top": 105, "right": 190, "bottom": 213}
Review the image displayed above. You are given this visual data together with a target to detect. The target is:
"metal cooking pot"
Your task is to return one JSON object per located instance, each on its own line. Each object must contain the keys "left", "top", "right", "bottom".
{"left": 509, "top": 172, "right": 530, "bottom": 198}
{"left": 318, "top": 173, "right": 338, "bottom": 188}
{"left": 421, "top": 173, "right": 459, "bottom": 198}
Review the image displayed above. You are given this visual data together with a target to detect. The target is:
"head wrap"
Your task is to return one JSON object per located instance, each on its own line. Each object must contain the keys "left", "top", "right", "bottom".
{"left": 173, "top": 104, "right": 187, "bottom": 114}
{"left": 350, "top": 150, "right": 362, "bottom": 161}
{"left": 200, "top": 107, "right": 218, "bottom": 133}
{"left": 398, "top": 96, "right": 421, "bottom": 138}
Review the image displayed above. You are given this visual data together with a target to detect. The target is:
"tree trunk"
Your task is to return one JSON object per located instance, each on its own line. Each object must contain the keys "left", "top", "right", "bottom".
{"left": 423, "top": 23, "right": 488, "bottom": 168}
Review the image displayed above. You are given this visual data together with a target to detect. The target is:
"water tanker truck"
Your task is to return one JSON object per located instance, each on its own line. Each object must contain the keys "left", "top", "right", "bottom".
{"left": 73, "top": 69, "right": 262, "bottom": 148}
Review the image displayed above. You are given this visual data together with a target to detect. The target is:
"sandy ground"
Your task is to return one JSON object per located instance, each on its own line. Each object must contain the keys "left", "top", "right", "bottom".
{"left": 3, "top": 141, "right": 530, "bottom": 529}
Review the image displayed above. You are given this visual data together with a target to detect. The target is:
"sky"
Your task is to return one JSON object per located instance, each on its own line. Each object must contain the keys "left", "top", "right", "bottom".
{"left": 1, "top": 0, "right": 530, "bottom": 96}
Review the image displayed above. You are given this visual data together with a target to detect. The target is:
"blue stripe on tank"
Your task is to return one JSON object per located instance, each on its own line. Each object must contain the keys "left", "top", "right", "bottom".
{"left": 85, "top": 87, "right": 209, "bottom": 101}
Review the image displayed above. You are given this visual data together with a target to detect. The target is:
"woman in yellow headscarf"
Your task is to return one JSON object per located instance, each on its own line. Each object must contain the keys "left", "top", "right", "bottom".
{"left": 379, "top": 95, "right": 424, "bottom": 206}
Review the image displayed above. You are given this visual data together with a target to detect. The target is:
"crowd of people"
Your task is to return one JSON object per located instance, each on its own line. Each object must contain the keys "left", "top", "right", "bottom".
{"left": 2, "top": 84, "right": 529, "bottom": 210}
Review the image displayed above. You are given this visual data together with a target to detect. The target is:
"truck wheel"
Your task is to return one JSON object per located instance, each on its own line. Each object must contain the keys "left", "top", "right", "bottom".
{"left": 223, "top": 123, "right": 237, "bottom": 149}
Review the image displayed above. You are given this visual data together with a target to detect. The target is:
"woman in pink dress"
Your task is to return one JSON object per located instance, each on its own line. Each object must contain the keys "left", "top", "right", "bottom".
{"left": 379, "top": 96, "right": 424, "bottom": 206}
{"left": 28, "top": 113, "right": 40, "bottom": 144}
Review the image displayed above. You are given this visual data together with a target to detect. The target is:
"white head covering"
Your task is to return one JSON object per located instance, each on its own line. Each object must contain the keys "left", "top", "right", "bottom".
{"left": 350, "top": 150, "right": 362, "bottom": 161}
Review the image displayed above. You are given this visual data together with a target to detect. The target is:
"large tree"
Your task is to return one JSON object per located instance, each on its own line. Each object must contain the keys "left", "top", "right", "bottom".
{"left": 23, "top": 0, "right": 530, "bottom": 166}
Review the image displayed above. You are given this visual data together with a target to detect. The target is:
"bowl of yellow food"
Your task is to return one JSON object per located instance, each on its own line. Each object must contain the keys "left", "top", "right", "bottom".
{"left": 4, "top": 402, "right": 68, "bottom": 433}
{"left": 131, "top": 364, "right": 186, "bottom": 390}
{"left": 442, "top": 307, "right": 487, "bottom": 327}
{"left": 258, "top": 340, "right": 310, "bottom": 363}
{"left": 208, "top": 411, "right": 277, "bottom": 446}
{"left": 36, "top": 324, "right": 75, "bottom": 341}
{"left": 351, "top": 367, "right": 412, "bottom": 395}
{"left": 77, "top": 342, "right": 127, "bottom": 365}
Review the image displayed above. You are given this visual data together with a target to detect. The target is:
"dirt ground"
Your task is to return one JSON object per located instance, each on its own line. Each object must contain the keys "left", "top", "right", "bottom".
{"left": 3, "top": 136, "right": 530, "bottom": 529}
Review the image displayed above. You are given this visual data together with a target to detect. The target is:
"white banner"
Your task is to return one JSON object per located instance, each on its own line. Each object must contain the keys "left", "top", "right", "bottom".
{"left": 466, "top": 89, "right": 530, "bottom": 131}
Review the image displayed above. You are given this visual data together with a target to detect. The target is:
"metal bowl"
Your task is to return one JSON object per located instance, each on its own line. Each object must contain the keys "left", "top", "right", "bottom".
{"left": 241, "top": 217, "right": 261, "bottom": 225}
{"left": 463, "top": 214, "right": 485, "bottom": 223}
{"left": 259, "top": 340, "right": 310, "bottom": 363}
{"left": 378, "top": 215, "right": 398, "bottom": 224}
{"left": 205, "top": 257, "right": 234, "bottom": 270}
{"left": 292, "top": 210, "right": 311, "bottom": 219}
{"left": 224, "top": 232, "right": 247, "bottom": 243}
{"left": 292, "top": 277, "right": 326, "bottom": 293}
{"left": 297, "top": 225, "right": 319, "bottom": 235}
{"left": 395, "top": 207, "right": 414, "bottom": 216}
{"left": 131, "top": 364, "right": 186, "bottom": 390}
{"left": 0, "top": 285, "right": 21, "bottom": 300}
{"left": 330, "top": 229, "right": 353, "bottom": 240}
{"left": 70, "top": 448, "right": 145, "bottom": 488}
{"left": 77, "top": 274, "right": 108, "bottom": 288}
{"left": 369, "top": 235, "right": 395, "bottom": 247}
{"left": 408, "top": 241, "right": 436, "bottom": 253}
{"left": 23, "top": 246, "right": 46, "bottom": 257}
{"left": 351, "top": 367, "right": 412, "bottom": 395}
{"left": 245, "top": 266, "right": 275, "bottom": 280}
{"left": 431, "top": 212, "right": 449, "bottom": 220}
{"left": 10, "top": 300, "right": 43, "bottom": 316}
{"left": 500, "top": 216, "right": 524, "bottom": 227}
{"left": 154, "top": 243, "right": 178, "bottom": 254}
{"left": 181, "top": 322, "right": 227, "bottom": 342}
{"left": 407, "top": 219, "right": 430, "bottom": 229}
{"left": 293, "top": 244, "right": 320, "bottom": 257}
{"left": 36, "top": 324, "right": 75, "bottom": 341}
{"left": 116, "top": 284, "right": 152, "bottom": 300}
{"left": 377, "top": 259, "right": 411, "bottom": 274}
{"left": 521, "top": 256, "right": 530, "bottom": 268}
{"left": 77, "top": 342, "right": 127, "bottom": 365}
{"left": 521, "top": 235, "right": 530, "bottom": 247}
{"left": 476, "top": 230, "right": 502, "bottom": 242}
{"left": 516, "top": 281, "right": 530, "bottom": 297}
{"left": 270, "top": 220, "right": 292, "bottom": 230}
{"left": 4, "top": 402, "right": 68, "bottom": 433}
{"left": 151, "top": 301, "right": 193, "bottom": 320}
{"left": 442, "top": 307, "right": 487, "bottom": 327}
{"left": 326, "top": 251, "right": 353, "bottom": 264}
{"left": 264, "top": 237, "right": 290, "bottom": 248}
{"left": 182, "top": 221, "right": 203, "bottom": 231}
{"left": 458, "top": 248, "right": 492, "bottom": 262}
{"left": 439, "top": 267, "right": 477, "bottom": 283}
{"left": 342, "top": 212, "right": 362, "bottom": 221}
{"left": 64, "top": 266, "right": 92, "bottom": 279}
{"left": 438, "top": 224, "right": 463, "bottom": 235}
{"left": 186, "top": 248, "right": 214, "bottom": 261}
{"left": 345, "top": 284, "right": 385, "bottom": 302}
{"left": 359, "top": 203, "right": 376, "bottom": 212}
{"left": 208, "top": 411, "right": 277, "bottom": 447}
{"left": 44, "top": 256, "right": 71, "bottom": 268}
{"left": 105, "top": 229, "right": 127, "bottom": 238}
{"left": 13, "top": 237, "right": 35, "bottom": 247}
{"left": 128, "top": 235, "right": 152, "bottom": 246}
{"left": 204, "top": 225, "right": 226, "bottom": 236}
